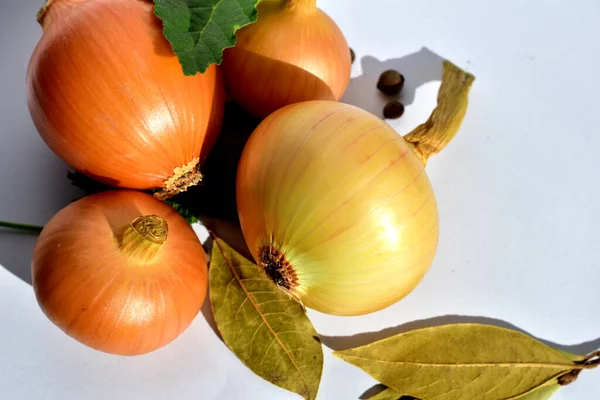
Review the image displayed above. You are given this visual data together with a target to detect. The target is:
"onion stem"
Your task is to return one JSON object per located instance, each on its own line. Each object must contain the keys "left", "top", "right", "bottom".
{"left": 0, "top": 221, "right": 44, "bottom": 234}
{"left": 37, "top": 0, "right": 54, "bottom": 25}
{"left": 403, "top": 61, "right": 475, "bottom": 166}
{"left": 287, "top": 0, "right": 317, "bottom": 12}
{"left": 117, "top": 215, "right": 168, "bottom": 263}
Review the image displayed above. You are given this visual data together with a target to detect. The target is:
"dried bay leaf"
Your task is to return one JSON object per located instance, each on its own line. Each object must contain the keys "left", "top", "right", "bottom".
{"left": 368, "top": 383, "right": 559, "bottom": 400}
{"left": 555, "top": 349, "right": 586, "bottom": 362}
{"left": 514, "top": 383, "right": 560, "bottom": 400}
{"left": 334, "top": 323, "right": 599, "bottom": 400}
{"left": 209, "top": 238, "right": 323, "bottom": 400}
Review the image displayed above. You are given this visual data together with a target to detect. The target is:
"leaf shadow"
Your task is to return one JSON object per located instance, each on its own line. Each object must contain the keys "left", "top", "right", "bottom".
{"left": 151, "top": 10, "right": 177, "bottom": 58}
{"left": 222, "top": 45, "right": 337, "bottom": 118}
{"left": 200, "top": 278, "right": 223, "bottom": 342}
{"left": 322, "top": 315, "right": 600, "bottom": 400}
{"left": 342, "top": 47, "right": 446, "bottom": 118}
{"left": 360, "top": 384, "right": 388, "bottom": 399}
{"left": 359, "top": 384, "right": 417, "bottom": 400}
{"left": 320, "top": 315, "right": 600, "bottom": 355}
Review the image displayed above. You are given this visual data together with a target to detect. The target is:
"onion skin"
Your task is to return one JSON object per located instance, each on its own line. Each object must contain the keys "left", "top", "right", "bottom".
{"left": 32, "top": 191, "right": 208, "bottom": 356}
{"left": 236, "top": 101, "right": 439, "bottom": 316}
{"left": 221, "top": 0, "right": 351, "bottom": 118}
{"left": 27, "top": 0, "right": 225, "bottom": 197}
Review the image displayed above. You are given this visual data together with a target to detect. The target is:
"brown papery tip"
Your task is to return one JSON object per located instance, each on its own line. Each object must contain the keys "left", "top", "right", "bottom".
{"left": 131, "top": 215, "right": 168, "bottom": 245}
{"left": 258, "top": 245, "right": 299, "bottom": 291}
{"left": 37, "top": 0, "right": 54, "bottom": 25}
{"left": 558, "top": 370, "right": 581, "bottom": 386}
{"left": 154, "top": 158, "right": 202, "bottom": 201}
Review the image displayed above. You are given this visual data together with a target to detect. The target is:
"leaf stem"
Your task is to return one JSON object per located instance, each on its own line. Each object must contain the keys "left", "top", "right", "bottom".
{"left": 559, "top": 350, "right": 600, "bottom": 386}
{"left": 581, "top": 350, "right": 600, "bottom": 369}
{"left": 0, "top": 221, "right": 44, "bottom": 234}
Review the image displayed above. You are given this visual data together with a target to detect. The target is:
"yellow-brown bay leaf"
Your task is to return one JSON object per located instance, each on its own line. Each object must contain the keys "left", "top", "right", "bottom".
{"left": 334, "top": 323, "right": 598, "bottom": 400}
{"left": 368, "top": 383, "right": 560, "bottom": 400}
{"left": 369, "top": 382, "right": 560, "bottom": 400}
{"left": 514, "top": 383, "right": 560, "bottom": 400}
{"left": 209, "top": 238, "right": 323, "bottom": 400}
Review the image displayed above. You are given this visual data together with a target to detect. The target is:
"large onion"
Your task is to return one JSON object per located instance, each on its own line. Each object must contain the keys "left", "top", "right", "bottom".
{"left": 237, "top": 101, "right": 436, "bottom": 315}
{"left": 236, "top": 63, "right": 473, "bottom": 315}
{"left": 32, "top": 190, "right": 208, "bottom": 355}
{"left": 27, "top": 0, "right": 225, "bottom": 199}
{"left": 221, "top": 0, "right": 351, "bottom": 118}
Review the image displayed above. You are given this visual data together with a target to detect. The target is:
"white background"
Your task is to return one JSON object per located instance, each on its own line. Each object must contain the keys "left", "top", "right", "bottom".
{"left": 1, "top": 0, "right": 599, "bottom": 399}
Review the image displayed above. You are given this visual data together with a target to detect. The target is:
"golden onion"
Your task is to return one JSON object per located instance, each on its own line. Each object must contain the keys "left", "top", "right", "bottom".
{"left": 27, "top": 0, "right": 225, "bottom": 199}
{"left": 236, "top": 63, "right": 474, "bottom": 315}
{"left": 221, "top": 0, "right": 351, "bottom": 118}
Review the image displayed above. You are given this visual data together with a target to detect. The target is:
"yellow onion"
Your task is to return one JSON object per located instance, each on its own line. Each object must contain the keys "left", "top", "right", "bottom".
{"left": 27, "top": 0, "right": 225, "bottom": 199}
{"left": 221, "top": 0, "right": 351, "bottom": 118}
{"left": 236, "top": 62, "right": 474, "bottom": 316}
{"left": 32, "top": 190, "right": 208, "bottom": 356}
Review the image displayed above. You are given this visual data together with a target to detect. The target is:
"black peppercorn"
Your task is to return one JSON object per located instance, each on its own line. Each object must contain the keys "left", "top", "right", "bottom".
{"left": 377, "top": 69, "right": 405, "bottom": 96}
{"left": 350, "top": 47, "right": 355, "bottom": 64}
{"left": 383, "top": 101, "right": 405, "bottom": 119}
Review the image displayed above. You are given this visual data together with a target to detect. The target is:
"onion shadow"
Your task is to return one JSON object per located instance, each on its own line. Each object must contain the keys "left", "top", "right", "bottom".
{"left": 342, "top": 47, "right": 446, "bottom": 118}
{"left": 0, "top": 140, "right": 83, "bottom": 285}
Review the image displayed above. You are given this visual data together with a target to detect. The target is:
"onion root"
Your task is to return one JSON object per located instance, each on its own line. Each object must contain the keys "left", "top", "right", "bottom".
{"left": 154, "top": 158, "right": 203, "bottom": 201}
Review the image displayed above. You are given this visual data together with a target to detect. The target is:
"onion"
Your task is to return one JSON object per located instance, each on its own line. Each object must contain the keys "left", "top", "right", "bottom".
{"left": 221, "top": 0, "right": 351, "bottom": 118}
{"left": 236, "top": 63, "right": 473, "bottom": 316}
{"left": 32, "top": 190, "right": 208, "bottom": 355}
{"left": 27, "top": 0, "right": 225, "bottom": 199}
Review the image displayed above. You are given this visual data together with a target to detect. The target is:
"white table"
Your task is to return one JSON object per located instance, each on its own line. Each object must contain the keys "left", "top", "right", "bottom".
{"left": 1, "top": 0, "right": 598, "bottom": 399}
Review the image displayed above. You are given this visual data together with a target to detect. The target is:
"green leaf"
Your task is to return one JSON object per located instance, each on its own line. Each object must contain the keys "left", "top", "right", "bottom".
{"left": 209, "top": 238, "right": 323, "bottom": 400}
{"left": 153, "top": 0, "right": 260, "bottom": 75}
{"left": 333, "top": 323, "right": 588, "bottom": 400}
{"left": 163, "top": 197, "right": 199, "bottom": 224}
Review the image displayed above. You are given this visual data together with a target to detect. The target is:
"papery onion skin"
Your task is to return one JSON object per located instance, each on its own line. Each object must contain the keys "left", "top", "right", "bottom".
{"left": 31, "top": 191, "right": 208, "bottom": 356}
{"left": 221, "top": 0, "right": 351, "bottom": 118}
{"left": 236, "top": 101, "right": 439, "bottom": 316}
{"left": 27, "top": 0, "right": 225, "bottom": 197}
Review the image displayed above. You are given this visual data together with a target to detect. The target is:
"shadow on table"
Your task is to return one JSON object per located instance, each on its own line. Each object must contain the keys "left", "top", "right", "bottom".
{"left": 321, "top": 314, "right": 600, "bottom": 354}
{"left": 342, "top": 47, "right": 445, "bottom": 118}
{"left": 0, "top": 136, "right": 81, "bottom": 285}
{"left": 0, "top": 231, "right": 37, "bottom": 284}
